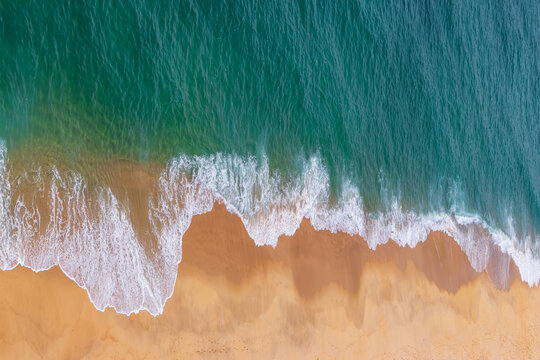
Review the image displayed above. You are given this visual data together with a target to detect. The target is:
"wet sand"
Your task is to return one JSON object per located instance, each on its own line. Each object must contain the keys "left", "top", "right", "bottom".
{"left": 0, "top": 203, "right": 538, "bottom": 359}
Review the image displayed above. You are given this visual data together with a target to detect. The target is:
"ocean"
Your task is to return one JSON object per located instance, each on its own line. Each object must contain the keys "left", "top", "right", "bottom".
{"left": 0, "top": 0, "right": 538, "bottom": 315}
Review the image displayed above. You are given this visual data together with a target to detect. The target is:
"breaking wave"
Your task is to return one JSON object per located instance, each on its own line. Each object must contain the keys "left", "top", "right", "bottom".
{"left": 0, "top": 143, "right": 539, "bottom": 315}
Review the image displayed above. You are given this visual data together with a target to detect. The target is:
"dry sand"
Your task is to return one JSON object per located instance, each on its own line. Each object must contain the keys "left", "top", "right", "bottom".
{"left": 0, "top": 203, "right": 539, "bottom": 359}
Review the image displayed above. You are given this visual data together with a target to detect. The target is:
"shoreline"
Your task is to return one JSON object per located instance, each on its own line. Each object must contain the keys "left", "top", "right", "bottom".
{"left": 1, "top": 149, "right": 535, "bottom": 310}
{"left": 1, "top": 203, "right": 538, "bottom": 359}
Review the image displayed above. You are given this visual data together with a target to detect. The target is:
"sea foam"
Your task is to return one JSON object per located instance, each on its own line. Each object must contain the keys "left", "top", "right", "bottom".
{"left": 0, "top": 144, "right": 539, "bottom": 315}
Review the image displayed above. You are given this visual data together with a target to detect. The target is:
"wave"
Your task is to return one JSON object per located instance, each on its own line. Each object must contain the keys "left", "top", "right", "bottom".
{"left": 0, "top": 143, "right": 539, "bottom": 315}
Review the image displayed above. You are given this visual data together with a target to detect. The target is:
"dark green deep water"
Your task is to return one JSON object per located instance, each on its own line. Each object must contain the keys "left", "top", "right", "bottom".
{"left": 1, "top": 1, "right": 539, "bottom": 241}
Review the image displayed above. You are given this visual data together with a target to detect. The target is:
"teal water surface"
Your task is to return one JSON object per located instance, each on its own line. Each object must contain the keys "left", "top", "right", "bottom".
{"left": 1, "top": 0, "right": 539, "bottom": 243}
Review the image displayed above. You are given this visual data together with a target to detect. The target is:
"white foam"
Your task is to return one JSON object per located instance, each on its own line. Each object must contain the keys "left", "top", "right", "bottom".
{"left": 1, "top": 144, "right": 539, "bottom": 315}
{"left": 143, "top": 153, "right": 540, "bottom": 289}
{"left": 0, "top": 147, "right": 169, "bottom": 314}
{"left": 0, "top": 140, "right": 16, "bottom": 270}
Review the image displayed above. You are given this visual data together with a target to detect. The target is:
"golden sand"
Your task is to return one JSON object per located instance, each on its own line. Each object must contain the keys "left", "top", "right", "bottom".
{"left": 0, "top": 203, "right": 539, "bottom": 359}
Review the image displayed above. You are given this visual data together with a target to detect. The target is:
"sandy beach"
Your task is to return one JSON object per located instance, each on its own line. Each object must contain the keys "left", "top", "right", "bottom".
{"left": 0, "top": 203, "right": 538, "bottom": 359}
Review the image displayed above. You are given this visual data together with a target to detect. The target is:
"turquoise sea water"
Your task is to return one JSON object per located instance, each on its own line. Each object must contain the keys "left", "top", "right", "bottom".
{"left": 0, "top": 1, "right": 539, "bottom": 314}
